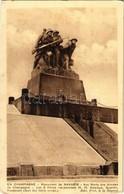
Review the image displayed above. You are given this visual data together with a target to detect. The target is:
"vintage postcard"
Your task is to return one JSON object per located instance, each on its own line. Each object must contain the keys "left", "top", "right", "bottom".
{"left": 0, "top": 1, "right": 123, "bottom": 193}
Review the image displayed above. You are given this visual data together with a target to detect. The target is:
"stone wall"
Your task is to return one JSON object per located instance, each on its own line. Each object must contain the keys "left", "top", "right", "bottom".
{"left": 7, "top": 163, "right": 117, "bottom": 178}
{"left": 7, "top": 164, "right": 101, "bottom": 177}
{"left": 27, "top": 73, "right": 86, "bottom": 102}
{"left": 93, "top": 122, "right": 118, "bottom": 160}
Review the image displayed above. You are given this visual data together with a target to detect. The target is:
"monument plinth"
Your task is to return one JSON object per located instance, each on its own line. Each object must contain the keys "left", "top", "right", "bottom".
{"left": 27, "top": 65, "right": 86, "bottom": 102}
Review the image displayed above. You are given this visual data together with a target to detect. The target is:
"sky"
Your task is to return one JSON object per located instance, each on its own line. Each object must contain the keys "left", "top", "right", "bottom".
{"left": 7, "top": 6, "right": 118, "bottom": 107}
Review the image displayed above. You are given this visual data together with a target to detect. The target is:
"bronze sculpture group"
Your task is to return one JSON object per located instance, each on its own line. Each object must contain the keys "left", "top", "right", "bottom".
{"left": 32, "top": 28, "right": 78, "bottom": 70}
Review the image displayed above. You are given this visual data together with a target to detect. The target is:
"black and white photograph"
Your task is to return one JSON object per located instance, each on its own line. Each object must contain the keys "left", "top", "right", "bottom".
{"left": 0, "top": 1, "right": 123, "bottom": 193}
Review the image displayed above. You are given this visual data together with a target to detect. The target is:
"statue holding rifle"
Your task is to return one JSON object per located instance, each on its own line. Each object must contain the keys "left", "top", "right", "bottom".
{"left": 32, "top": 28, "right": 77, "bottom": 70}
{"left": 33, "top": 29, "right": 54, "bottom": 68}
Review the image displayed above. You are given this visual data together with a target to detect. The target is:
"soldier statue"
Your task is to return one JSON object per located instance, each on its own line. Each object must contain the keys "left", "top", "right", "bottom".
{"left": 60, "top": 38, "right": 78, "bottom": 69}
{"left": 32, "top": 28, "right": 78, "bottom": 70}
{"left": 35, "top": 28, "right": 46, "bottom": 48}
{"left": 51, "top": 30, "right": 63, "bottom": 67}
{"left": 33, "top": 29, "right": 53, "bottom": 68}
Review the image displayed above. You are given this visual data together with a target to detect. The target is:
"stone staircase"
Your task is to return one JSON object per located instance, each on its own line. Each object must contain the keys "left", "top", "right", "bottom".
{"left": 64, "top": 118, "right": 118, "bottom": 161}
{"left": 93, "top": 122, "right": 118, "bottom": 160}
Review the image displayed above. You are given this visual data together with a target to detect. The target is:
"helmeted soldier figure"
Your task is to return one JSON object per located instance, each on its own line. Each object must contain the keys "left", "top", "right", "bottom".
{"left": 35, "top": 28, "right": 47, "bottom": 49}
{"left": 63, "top": 38, "right": 78, "bottom": 58}
{"left": 42, "top": 29, "right": 53, "bottom": 44}
{"left": 53, "top": 30, "right": 63, "bottom": 44}
{"left": 52, "top": 30, "right": 63, "bottom": 67}
{"left": 61, "top": 38, "right": 78, "bottom": 68}
{"left": 42, "top": 29, "right": 53, "bottom": 67}
{"left": 33, "top": 29, "right": 53, "bottom": 68}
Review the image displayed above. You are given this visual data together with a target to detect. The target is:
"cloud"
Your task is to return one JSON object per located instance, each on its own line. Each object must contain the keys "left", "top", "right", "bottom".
{"left": 7, "top": 25, "right": 38, "bottom": 98}
{"left": 7, "top": 8, "right": 117, "bottom": 46}
{"left": 72, "top": 40, "right": 117, "bottom": 106}
{"left": 7, "top": 24, "right": 37, "bottom": 49}
{"left": 73, "top": 39, "right": 117, "bottom": 67}
{"left": 6, "top": 8, "right": 118, "bottom": 106}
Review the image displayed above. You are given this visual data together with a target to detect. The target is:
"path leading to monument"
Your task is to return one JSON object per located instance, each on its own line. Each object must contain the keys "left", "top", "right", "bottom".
{"left": 7, "top": 105, "right": 105, "bottom": 167}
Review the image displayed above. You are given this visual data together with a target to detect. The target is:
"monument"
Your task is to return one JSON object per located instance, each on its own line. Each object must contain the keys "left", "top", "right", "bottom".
{"left": 27, "top": 29, "right": 86, "bottom": 103}
{"left": 8, "top": 29, "right": 118, "bottom": 179}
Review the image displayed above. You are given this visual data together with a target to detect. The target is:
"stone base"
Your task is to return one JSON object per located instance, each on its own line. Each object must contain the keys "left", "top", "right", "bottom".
{"left": 31, "top": 65, "right": 79, "bottom": 80}
{"left": 7, "top": 163, "right": 118, "bottom": 178}
{"left": 27, "top": 72, "right": 86, "bottom": 101}
{"left": 7, "top": 164, "right": 100, "bottom": 177}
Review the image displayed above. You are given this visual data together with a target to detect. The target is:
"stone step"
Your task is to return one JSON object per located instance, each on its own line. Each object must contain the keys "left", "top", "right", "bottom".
{"left": 7, "top": 162, "right": 118, "bottom": 178}
{"left": 93, "top": 122, "right": 118, "bottom": 160}
{"left": 64, "top": 118, "right": 111, "bottom": 161}
{"left": 65, "top": 118, "right": 118, "bottom": 161}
